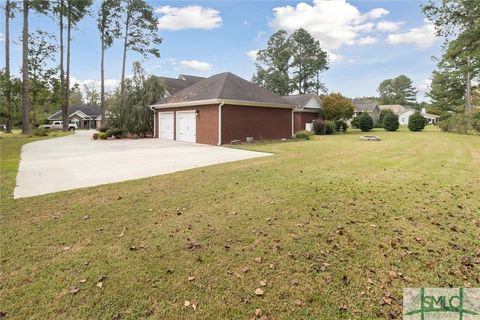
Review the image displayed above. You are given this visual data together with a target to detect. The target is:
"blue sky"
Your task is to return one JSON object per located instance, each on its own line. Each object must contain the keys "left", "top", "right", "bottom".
{"left": 1, "top": 0, "right": 442, "bottom": 101}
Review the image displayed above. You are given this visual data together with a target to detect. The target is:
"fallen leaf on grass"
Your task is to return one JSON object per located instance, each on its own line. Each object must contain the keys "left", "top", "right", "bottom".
{"left": 184, "top": 300, "right": 190, "bottom": 307}
{"left": 255, "top": 309, "right": 262, "bottom": 317}
{"left": 241, "top": 267, "right": 250, "bottom": 273}
{"left": 254, "top": 257, "right": 262, "bottom": 263}
{"left": 255, "top": 288, "right": 264, "bottom": 296}
{"left": 96, "top": 282, "right": 103, "bottom": 289}
{"left": 68, "top": 287, "right": 79, "bottom": 294}
{"left": 188, "top": 275, "right": 195, "bottom": 282}
{"left": 294, "top": 299, "right": 303, "bottom": 306}
{"left": 79, "top": 279, "right": 87, "bottom": 283}
{"left": 260, "top": 280, "right": 267, "bottom": 287}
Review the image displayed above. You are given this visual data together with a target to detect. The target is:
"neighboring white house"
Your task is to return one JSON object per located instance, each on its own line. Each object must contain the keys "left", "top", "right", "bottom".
{"left": 398, "top": 108, "right": 440, "bottom": 125}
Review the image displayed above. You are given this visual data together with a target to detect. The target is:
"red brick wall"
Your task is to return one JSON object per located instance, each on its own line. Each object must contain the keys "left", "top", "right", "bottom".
{"left": 155, "top": 105, "right": 218, "bottom": 145}
{"left": 294, "top": 112, "right": 318, "bottom": 132}
{"left": 221, "top": 104, "right": 292, "bottom": 144}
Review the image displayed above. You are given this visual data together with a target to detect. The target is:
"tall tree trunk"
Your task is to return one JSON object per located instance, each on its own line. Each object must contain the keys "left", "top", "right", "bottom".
{"left": 100, "top": 19, "right": 105, "bottom": 126}
{"left": 60, "top": 0, "right": 67, "bottom": 131}
{"left": 21, "top": 0, "right": 30, "bottom": 134}
{"left": 465, "top": 56, "right": 472, "bottom": 114}
{"left": 5, "top": 0, "right": 12, "bottom": 133}
{"left": 120, "top": 13, "right": 130, "bottom": 95}
{"left": 65, "top": 0, "right": 71, "bottom": 130}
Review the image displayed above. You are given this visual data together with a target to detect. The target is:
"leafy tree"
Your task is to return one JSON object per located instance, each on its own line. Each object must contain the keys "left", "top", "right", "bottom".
{"left": 252, "top": 30, "right": 291, "bottom": 95}
{"left": 69, "top": 83, "right": 83, "bottom": 105}
{"left": 423, "top": 0, "right": 480, "bottom": 114}
{"left": 0, "top": 71, "right": 22, "bottom": 127}
{"left": 289, "top": 28, "right": 328, "bottom": 94}
{"left": 358, "top": 113, "right": 374, "bottom": 132}
{"left": 83, "top": 83, "right": 100, "bottom": 105}
{"left": 98, "top": 0, "right": 122, "bottom": 125}
{"left": 427, "top": 68, "right": 465, "bottom": 111}
{"left": 109, "top": 62, "right": 165, "bottom": 136}
{"left": 120, "top": 0, "right": 162, "bottom": 93}
{"left": 408, "top": 111, "right": 426, "bottom": 131}
{"left": 383, "top": 111, "right": 399, "bottom": 131}
{"left": 378, "top": 75, "right": 417, "bottom": 105}
{"left": 28, "top": 29, "right": 57, "bottom": 125}
{"left": 321, "top": 93, "right": 354, "bottom": 120}
{"left": 252, "top": 28, "right": 328, "bottom": 95}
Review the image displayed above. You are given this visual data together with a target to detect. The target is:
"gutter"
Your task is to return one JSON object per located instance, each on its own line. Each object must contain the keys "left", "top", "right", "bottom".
{"left": 218, "top": 101, "right": 224, "bottom": 145}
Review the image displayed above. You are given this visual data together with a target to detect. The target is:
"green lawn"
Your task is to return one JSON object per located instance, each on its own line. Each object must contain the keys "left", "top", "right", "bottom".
{"left": 1, "top": 128, "right": 479, "bottom": 319}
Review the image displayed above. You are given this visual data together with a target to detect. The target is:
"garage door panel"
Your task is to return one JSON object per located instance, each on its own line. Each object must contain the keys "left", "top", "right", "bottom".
{"left": 176, "top": 111, "right": 196, "bottom": 143}
{"left": 159, "top": 112, "right": 174, "bottom": 140}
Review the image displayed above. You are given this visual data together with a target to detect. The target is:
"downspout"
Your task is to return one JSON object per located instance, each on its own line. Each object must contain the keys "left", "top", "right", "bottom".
{"left": 149, "top": 105, "right": 156, "bottom": 138}
{"left": 218, "top": 101, "right": 224, "bottom": 145}
{"left": 291, "top": 106, "right": 295, "bottom": 136}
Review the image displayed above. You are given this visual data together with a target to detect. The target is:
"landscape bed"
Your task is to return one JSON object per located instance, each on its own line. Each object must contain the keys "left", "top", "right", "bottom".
{"left": 0, "top": 127, "right": 479, "bottom": 319}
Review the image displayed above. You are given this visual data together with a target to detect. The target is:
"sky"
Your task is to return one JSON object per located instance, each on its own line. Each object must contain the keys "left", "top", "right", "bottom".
{"left": 1, "top": 0, "right": 443, "bottom": 101}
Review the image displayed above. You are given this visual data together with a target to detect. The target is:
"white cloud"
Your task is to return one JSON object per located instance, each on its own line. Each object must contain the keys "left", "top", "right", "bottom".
{"left": 156, "top": 6, "right": 222, "bottom": 31}
{"left": 365, "top": 8, "right": 389, "bottom": 20}
{"left": 386, "top": 21, "right": 437, "bottom": 48}
{"left": 0, "top": 32, "right": 4, "bottom": 41}
{"left": 179, "top": 60, "right": 211, "bottom": 71}
{"left": 326, "top": 50, "right": 343, "bottom": 63}
{"left": 246, "top": 49, "right": 259, "bottom": 61}
{"left": 357, "top": 36, "right": 378, "bottom": 45}
{"left": 376, "top": 20, "right": 405, "bottom": 32}
{"left": 70, "top": 76, "right": 119, "bottom": 93}
{"left": 270, "top": 0, "right": 389, "bottom": 50}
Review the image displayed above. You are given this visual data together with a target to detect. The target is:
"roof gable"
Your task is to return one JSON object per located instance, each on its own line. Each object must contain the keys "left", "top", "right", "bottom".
{"left": 48, "top": 105, "right": 101, "bottom": 120}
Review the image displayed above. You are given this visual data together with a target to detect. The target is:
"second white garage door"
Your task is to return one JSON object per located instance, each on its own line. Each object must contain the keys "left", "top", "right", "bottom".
{"left": 159, "top": 112, "right": 174, "bottom": 140}
{"left": 176, "top": 111, "right": 196, "bottom": 143}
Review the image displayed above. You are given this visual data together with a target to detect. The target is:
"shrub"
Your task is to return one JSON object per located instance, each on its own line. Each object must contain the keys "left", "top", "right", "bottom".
{"left": 358, "top": 113, "right": 373, "bottom": 132}
{"left": 98, "top": 132, "right": 107, "bottom": 139}
{"left": 383, "top": 112, "right": 399, "bottom": 131}
{"left": 312, "top": 118, "right": 326, "bottom": 135}
{"left": 408, "top": 112, "right": 426, "bottom": 132}
{"left": 350, "top": 117, "right": 359, "bottom": 129}
{"left": 439, "top": 113, "right": 474, "bottom": 134}
{"left": 98, "top": 125, "right": 110, "bottom": 133}
{"left": 325, "top": 120, "right": 336, "bottom": 135}
{"left": 295, "top": 130, "right": 313, "bottom": 140}
{"left": 335, "top": 119, "right": 348, "bottom": 133}
{"left": 105, "top": 128, "right": 125, "bottom": 139}
{"left": 439, "top": 112, "right": 452, "bottom": 122}
{"left": 92, "top": 132, "right": 99, "bottom": 140}
{"left": 33, "top": 128, "right": 49, "bottom": 136}
{"left": 472, "top": 119, "right": 480, "bottom": 134}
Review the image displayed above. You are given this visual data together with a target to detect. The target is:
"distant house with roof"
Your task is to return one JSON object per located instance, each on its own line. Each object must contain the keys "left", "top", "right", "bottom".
{"left": 48, "top": 105, "right": 101, "bottom": 129}
{"left": 352, "top": 100, "right": 381, "bottom": 122}
{"left": 378, "top": 104, "right": 413, "bottom": 115}
{"left": 398, "top": 108, "right": 440, "bottom": 125}
{"left": 282, "top": 94, "right": 322, "bottom": 132}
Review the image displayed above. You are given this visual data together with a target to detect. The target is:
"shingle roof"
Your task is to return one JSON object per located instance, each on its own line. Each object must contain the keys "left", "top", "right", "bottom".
{"left": 156, "top": 74, "right": 206, "bottom": 95}
{"left": 378, "top": 104, "right": 413, "bottom": 114}
{"left": 179, "top": 74, "right": 206, "bottom": 85}
{"left": 48, "top": 105, "right": 101, "bottom": 120}
{"left": 353, "top": 101, "right": 378, "bottom": 113}
{"left": 157, "top": 72, "right": 288, "bottom": 105}
{"left": 281, "top": 94, "right": 318, "bottom": 107}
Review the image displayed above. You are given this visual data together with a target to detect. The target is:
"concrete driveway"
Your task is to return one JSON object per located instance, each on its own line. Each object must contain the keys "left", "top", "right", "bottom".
{"left": 14, "top": 131, "right": 271, "bottom": 198}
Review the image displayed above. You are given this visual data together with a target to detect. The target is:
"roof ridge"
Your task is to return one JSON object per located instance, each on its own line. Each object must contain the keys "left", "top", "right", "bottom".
{"left": 217, "top": 72, "right": 231, "bottom": 99}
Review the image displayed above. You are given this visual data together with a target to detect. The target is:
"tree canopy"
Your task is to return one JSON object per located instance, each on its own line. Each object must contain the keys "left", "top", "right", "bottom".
{"left": 252, "top": 28, "right": 328, "bottom": 95}
{"left": 321, "top": 93, "right": 354, "bottom": 120}
{"left": 377, "top": 75, "right": 417, "bottom": 105}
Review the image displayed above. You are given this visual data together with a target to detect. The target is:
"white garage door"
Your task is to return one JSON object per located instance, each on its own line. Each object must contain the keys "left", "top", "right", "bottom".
{"left": 159, "top": 112, "right": 174, "bottom": 140}
{"left": 176, "top": 111, "right": 196, "bottom": 143}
